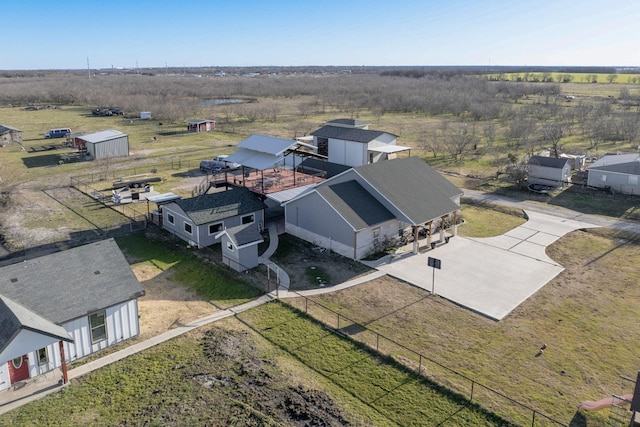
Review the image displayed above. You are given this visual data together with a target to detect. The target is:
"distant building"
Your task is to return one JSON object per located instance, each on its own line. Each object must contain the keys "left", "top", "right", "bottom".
{"left": 0, "top": 124, "right": 22, "bottom": 147}
{"left": 187, "top": 119, "right": 216, "bottom": 133}
{"left": 587, "top": 153, "right": 640, "bottom": 195}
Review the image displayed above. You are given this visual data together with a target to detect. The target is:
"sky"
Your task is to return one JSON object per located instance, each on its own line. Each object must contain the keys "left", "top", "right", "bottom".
{"left": 1, "top": 0, "right": 638, "bottom": 70}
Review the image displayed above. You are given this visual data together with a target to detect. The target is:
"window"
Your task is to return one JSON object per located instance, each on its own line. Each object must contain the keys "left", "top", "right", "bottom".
{"left": 241, "top": 214, "right": 254, "bottom": 225}
{"left": 167, "top": 213, "right": 175, "bottom": 224}
{"left": 89, "top": 311, "right": 107, "bottom": 343}
{"left": 12, "top": 356, "right": 23, "bottom": 369}
{"left": 37, "top": 348, "right": 48, "bottom": 366}
{"left": 630, "top": 175, "right": 638, "bottom": 185}
{"left": 601, "top": 174, "right": 607, "bottom": 182}
{"left": 184, "top": 223, "right": 193, "bottom": 234}
{"left": 209, "top": 222, "right": 223, "bottom": 235}
{"left": 373, "top": 227, "right": 380, "bottom": 245}
{"left": 226, "top": 241, "right": 234, "bottom": 251}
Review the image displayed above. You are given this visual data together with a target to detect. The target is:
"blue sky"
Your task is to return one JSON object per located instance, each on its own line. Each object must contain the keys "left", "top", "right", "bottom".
{"left": 2, "top": 0, "right": 638, "bottom": 70}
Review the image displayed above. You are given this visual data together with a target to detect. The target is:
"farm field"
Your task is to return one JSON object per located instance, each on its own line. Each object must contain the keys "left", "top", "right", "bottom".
{"left": 1, "top": 71, "right": 640, "bottom": 426}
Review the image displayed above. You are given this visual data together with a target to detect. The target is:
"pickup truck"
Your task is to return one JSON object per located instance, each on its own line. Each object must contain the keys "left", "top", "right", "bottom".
{"left": 200, "top": 155, "right": 241, "bottom": 173}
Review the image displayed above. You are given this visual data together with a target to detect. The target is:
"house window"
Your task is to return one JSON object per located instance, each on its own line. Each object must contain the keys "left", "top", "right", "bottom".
{"left": 630, "top": 175, "right": 638, "bottom": 185}
{"left": 167, "top": 213, "right": 175, "bottom": 224}
{"left": 12, "top": 356, "right": 23, "bottom": 369}
{"left": 373, "top": 227, "right": 380, "bottom": 244}
{"left": 184, "top": 223, "right": 193, "bottom": 234}
{"left": 601, "top": 174, "right": 607, "bottom": 182}
{"left": 37, "top": 348, "right": 48, "bottom": 366}
{"left": 241, "top": 214, "right": 254, "bottom": 225}
{"left": 209, "top": 222, "right": 223, "bottom": 235}
{"left": 89, "top": 310, "right": 107, "bottom": 343}
{"left": 226, "top": 241, "right": 234, "bottom": 251}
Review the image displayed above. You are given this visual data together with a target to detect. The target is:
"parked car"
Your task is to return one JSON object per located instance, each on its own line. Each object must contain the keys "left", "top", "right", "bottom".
{"left": 44, "top": 128, "right": 71, "bottom": 138}
{"left": 200, "top": 155, "right": 241, "bottom": 172}
{"left": 199, "top": 160, "right": 223, "bottom": 174}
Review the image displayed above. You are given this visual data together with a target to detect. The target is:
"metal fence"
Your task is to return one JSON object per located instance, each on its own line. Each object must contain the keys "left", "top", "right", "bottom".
{"left": 281, "top": 292, "right": 567, "bottom": 427}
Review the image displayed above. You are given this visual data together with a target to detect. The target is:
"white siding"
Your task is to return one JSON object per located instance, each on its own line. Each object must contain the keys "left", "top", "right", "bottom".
{"left": 0, "top": 363, "right": 10, "bottom": 391}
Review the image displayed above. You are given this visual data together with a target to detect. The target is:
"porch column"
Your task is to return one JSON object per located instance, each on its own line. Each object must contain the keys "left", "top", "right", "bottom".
{"left": 440, "top": 216, "right": 446, "bottom": 242}
{"left": 426, "top": 220, "right": 433, "bottom": 248}
{"left": 453, "top": 210, "right": 459, "bottom": 236}
{"left": 412, "top": 225, "right": 419, "bottom": 254}
{"left": 58, "top": 341, "right": 68, "bottom": 384}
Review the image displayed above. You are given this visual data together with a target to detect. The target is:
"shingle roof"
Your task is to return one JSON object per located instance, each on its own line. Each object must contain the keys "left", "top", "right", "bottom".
{"left": 0, "top": 239, "right": 145, "bottom": 324}
{"left": 0, "top": 295, "right": 72, "bottom": 355}
{"left": 217, "top": 223, "right": 264, "bottom": 247}
{"left": 528, "top": 156, "right": 570, "bottom": 168}
{"left": 317, "top": 181, "right": 395, "bottom": 231}
{"left": 353, "top": 157, "right": 462, "bottom": 224}
{"left": 311, "top": 125, "right": 395, "bottom": 143}
{"left": 174, "top": 187, "right": 267, "bottom": 225}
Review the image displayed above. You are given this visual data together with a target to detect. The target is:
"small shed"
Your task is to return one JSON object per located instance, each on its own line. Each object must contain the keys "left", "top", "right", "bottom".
{"left": 215, "top": 223, "right": 264, "bottom": 272}
{"left": 0, "top": 124, "right": 22, "bottom": 147}
{"left": 140, "top": 112, "right": 152, "bottom": 120}
{"left": 187, "top": 119, "right": 216, "bottom": 133}
{"left": 527, "top": 156, "right": 571, "bottom": 187}
{"left": 78, "top": 129, "right": 129, "bottom": 160}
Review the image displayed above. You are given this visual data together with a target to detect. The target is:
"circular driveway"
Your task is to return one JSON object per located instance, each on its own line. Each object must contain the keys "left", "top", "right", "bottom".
{"left": 368, "top": 210, "right": 599, "bottom": 320}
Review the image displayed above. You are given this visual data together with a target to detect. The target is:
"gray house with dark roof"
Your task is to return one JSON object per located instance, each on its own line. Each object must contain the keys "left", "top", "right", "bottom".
{"left": 311, "top": 120, "right": 410, "bottom": 167}
{"left": 162, "top": 187, "right": 267, "bottom": 248}
{"left": 0, "top": 239, "right": 144, "bottom": 391}
{"left": 283, "top": 157, "right": 463, "bottom": 259}
{"left": 527, "top": 155, "right": 571, "bottom": 187}
{"left": 586, "top": 153, "right": 640, "bottom": 195}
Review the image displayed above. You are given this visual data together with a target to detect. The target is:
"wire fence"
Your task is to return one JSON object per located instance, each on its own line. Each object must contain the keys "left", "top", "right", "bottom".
{"left": 281, "top": 292, "right": 567, "bottom": 427}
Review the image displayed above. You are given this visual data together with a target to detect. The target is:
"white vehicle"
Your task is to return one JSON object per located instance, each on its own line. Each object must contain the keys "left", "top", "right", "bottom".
{"left": 211, "top": 155, "right": 241, "bottom": 169}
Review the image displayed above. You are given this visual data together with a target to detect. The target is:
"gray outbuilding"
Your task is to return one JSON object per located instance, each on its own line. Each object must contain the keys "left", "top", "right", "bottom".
{"left": 527, "top": 155, "right": 571, "bottom": 187}
{"left": 586, "top": 153, "right": 640, "bottom": 195}
{"left": 215, "top": 223, "right": 264, "bottom": 272}
{"left": 78, "top": 129, "right": 129, "bottom": 160}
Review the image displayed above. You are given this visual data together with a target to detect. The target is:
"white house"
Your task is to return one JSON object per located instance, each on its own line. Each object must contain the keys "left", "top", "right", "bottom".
{"left": 310, "top": 119, "right": 410, "bottom": 167}
{"left": 0, "top": 239, "right": 144, "bottom": 391}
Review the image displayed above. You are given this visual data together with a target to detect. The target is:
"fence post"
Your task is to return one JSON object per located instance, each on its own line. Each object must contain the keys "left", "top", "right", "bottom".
{"left": 470, "top": 381, "right": 474, "bottom": 402}
{"left": 531, "top": 411, "right": 535, "bottom": 427}
{"left": 305, "top": 297, "right": 308, "bottom": 313}
{"left": 337, "top": 313, "right": 340, "bottom": 330}
{"left": 419, "top": 355, "right": 422, "bottom": 374}
{"left": 376, "top": 334, "right": 379, "bottom": 351}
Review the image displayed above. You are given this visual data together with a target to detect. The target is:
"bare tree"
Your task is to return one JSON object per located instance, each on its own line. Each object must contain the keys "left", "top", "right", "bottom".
{"left": 444, "top": 122, "right": 479, "bottom": 161}
{"left": 607, "top": 74, "right": 618, "bottom": 84}
{"left": 541, "top": 123, "right": 564, "bottom": 157}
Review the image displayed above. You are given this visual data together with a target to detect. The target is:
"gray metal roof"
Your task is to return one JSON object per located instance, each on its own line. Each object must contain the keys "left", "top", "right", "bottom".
{"left": 0, "top": 124, "right": 22, "bottom": 134}
{"left": 173, "top": 187, "right": 267, "bottom": 225}
{"left": 237, "top": 134, "right": 298, "bottom": 156}
{"left": 317, "top": 181, "right": 395, "bottom": 231}
{"left": 326, "top": 118, "right": 370, "bottom": 128}
{"left": 0, "top": 239, "right": 145, "bottom": 324}
{"left": 79, "top": 129, "right": 126, "bottom": 144}
{"left": 311, "top": 125, "right": 396, "bottom": 143}
{"left": 588, "top": 154, "right": 640, "bottom": 174}
{"left": 353, "top": 157, "right": 462, "bottom": 224}
{"left": 297, "top": 158, "right": 352, "bottom": 179}
{"left": 528, "top": 156, "right": 570, "bottom": 168}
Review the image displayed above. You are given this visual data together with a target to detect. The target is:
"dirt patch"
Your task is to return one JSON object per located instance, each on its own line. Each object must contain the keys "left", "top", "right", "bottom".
{"left": 193, "top": 328, "right": 351, "bottom": 426}
{"left": 130, "top": 260, "right": 219, "bottom": 339}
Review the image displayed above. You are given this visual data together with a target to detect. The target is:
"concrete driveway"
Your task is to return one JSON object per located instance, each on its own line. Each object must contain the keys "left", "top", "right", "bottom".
{"left": 369, "top": 211, "right": 599, "bottom": 320}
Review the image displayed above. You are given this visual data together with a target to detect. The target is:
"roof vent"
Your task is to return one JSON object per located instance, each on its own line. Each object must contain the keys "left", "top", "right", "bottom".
{"left": 94, "top": 271, "right": 101, "bottom": 275}
{"left": 10, "top": 278, "right": 18, "bottom": 283}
